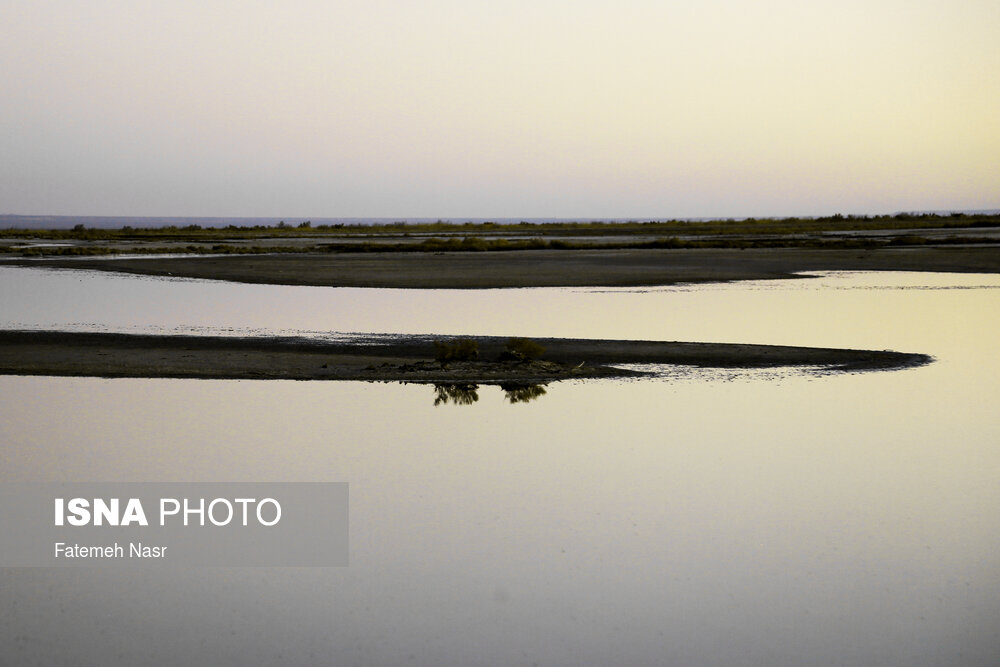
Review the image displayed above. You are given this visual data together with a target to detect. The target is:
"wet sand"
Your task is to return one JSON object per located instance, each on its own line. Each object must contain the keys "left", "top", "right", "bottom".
{"left": 0, "top": 246, "right": 959, "bottom": 382}
{"left": 4, "top": 246, "right": 999, "bottom": 288}
{"left": 0, "top": 331, "right": 931, "bottom": 383}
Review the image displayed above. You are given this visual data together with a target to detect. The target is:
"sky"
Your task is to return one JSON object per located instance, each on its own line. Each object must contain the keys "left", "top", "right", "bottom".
{"left": 1, "top": 0, "right": 998, "bottom": 219}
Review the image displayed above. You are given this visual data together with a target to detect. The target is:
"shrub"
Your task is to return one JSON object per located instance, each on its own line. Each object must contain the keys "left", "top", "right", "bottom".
{"left": 460, "top": 237, "right": 489, "bottom": 251}
{"left": 433, "top": 338, "right": 479, "bottom": 362}
{"left": 504, "top": 337, "right": 545, "bottom": 361}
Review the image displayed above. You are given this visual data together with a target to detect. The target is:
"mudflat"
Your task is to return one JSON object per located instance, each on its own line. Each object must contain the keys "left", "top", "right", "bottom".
{"left": 4, "top": 245, "right": 999, "bottom": 288}
{"left": 0, "top": 331, "right": 930, "bottom": 383}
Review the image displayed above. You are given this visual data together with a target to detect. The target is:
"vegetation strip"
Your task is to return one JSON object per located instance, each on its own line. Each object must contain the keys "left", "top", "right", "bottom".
{"left": 2, "top": 213, "right": 999, "bottom": 257}
{"left": 4, "top": 212, "right": 1000, "bottom": 238}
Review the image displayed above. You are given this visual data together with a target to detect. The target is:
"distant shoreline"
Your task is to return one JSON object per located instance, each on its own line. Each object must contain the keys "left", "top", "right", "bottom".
{"left": 3, "top": 210, "right": 999, "bottom": 229}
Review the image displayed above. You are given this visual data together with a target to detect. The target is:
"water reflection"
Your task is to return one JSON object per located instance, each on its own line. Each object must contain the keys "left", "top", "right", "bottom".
{"left": 430, "top": 383, "right": 549, "bottom": 405}
{"left": 500, "top": 383, "right": 548, "bottom": 404}
{"left": 432, "top": 383, "right": 479, "bottom": 406}
{"left": 1, "top": 271, "right": 999, "bottom": 665}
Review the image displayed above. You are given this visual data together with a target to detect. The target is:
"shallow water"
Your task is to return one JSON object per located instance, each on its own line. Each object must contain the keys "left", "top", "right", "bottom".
{"left": 1, "top": 267, "right": 998, "bottom": 665}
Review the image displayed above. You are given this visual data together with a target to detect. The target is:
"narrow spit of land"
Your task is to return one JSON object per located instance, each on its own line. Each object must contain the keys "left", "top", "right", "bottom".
{"left": 0, "top": 331, "right": 931, "bottom": 383}
{"left": 4, "top": 246, "right": 998, "bottom": 288}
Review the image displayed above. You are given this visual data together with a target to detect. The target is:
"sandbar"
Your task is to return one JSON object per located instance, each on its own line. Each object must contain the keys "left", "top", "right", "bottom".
{"left": 3, "top": 246, "right": 999, "bottom": 288}
{"left": 0, "top": 331, "right": 931, "bottom": 383}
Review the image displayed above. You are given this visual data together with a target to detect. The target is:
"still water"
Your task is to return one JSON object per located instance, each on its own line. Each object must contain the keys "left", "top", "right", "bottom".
{"left": 1, "top": 266, "right": 998, "bottom": 665}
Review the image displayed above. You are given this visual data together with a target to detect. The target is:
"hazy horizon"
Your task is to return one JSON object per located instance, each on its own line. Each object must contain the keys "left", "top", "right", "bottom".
{"left": 2, "top": 1, "right": 997, "bottom": 218}
{"left": 4, "top": 208, "right": 1000, "bottom": 231}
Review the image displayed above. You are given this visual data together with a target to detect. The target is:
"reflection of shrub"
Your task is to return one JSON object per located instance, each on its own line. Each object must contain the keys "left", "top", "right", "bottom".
{"left": 433, "top": 383, "right": 480, "bottom": 406}
{"left": 500, "top": 383, "right": 547, "bottom": 404}
{"left": 504, "top": 337, "right": 545, "bottom": 361}
{"left": 433, "top": 339, "right": 479, "bottom": 362}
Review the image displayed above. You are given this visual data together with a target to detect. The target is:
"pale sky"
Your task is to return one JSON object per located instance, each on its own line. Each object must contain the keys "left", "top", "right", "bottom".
{"left": 1, "top": 0, "right": 997, "bottom": 218}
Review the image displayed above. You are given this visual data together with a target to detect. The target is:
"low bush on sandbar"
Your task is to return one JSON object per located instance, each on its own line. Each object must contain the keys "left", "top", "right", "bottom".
{"left": 433, "top": 338, "right": 479, "bottom": 362}
{"left": 503, "top": 337, "right": 545, "bottom": 361}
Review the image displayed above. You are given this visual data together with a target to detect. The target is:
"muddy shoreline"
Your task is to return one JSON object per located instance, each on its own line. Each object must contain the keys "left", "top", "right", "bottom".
{"left": 3, "top": 246, "right": 999, "bottom": 288}
{"left": 0, "top": 330, "right": 932, "bottom": 383}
